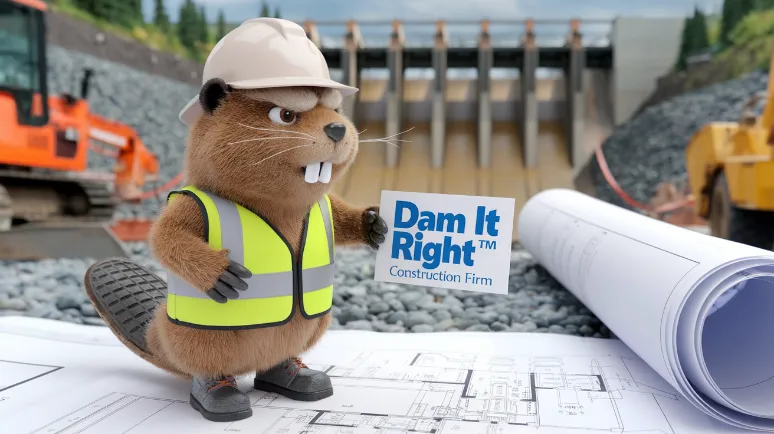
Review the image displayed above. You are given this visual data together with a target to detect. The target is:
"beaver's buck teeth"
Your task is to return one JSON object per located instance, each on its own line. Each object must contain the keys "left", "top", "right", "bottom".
{"left": 319, "top": 162, "right": 332, "bottom": 184}
{"left": 304, "top": 163, "right": 321, "bottom": 183}
{"left": 304, "top": 162, "right": 333, "bottom": 184}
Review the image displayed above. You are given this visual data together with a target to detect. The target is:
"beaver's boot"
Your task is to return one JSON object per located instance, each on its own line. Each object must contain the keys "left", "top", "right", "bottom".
{"left": 190, "top": 376, "right": 253, "bottom": 422}
{"left": 254, "top": 357, "right": 333, "bottom": 401}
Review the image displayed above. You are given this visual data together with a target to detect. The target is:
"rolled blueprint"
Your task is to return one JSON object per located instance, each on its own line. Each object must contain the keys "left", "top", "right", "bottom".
{"left": 518, "top": 189, "right": 774, "bottom": 432}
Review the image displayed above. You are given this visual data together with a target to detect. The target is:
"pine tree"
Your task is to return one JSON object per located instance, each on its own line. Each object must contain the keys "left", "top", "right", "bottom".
{"left": 177, "top": 0, "right": 199, "bottom": 51}
{"left": 198, "top": 6, "right": 210, "bottom": 44}
{"left": 129, "top": 0, "right": 144, "bottom": 23}
{"left": 72, "top": 0, "right": 94, "bottom": 14}
{"left": 153, "top": 0, "right": 171, "bottom": 33}
{"left": 675, "top": 8, "right": 713, "bottom": 70}
{"left": 676, "top": 14, "right": 696, "bottom": 70}
{"left": 720, "top": 0, "right": 737, "bottom": 46}
{"left": 90, "top": 0, "right": 112, "bottom": 23}
{"left": 691, "top": 8, "right": 710, "bottom": 53}
{"left": 216, "top": 10, "right": 228, "bottom": 40}
{"left": 758, "top": 0, "right": 774, "bottom": 9}
{"left": 260, "top": 1, "right": 270, "bottom": 17}
{"left": 740, "top": 0, "right": 759, "bottom": 13}
{"left": 90, "top": 0, "right": 133, "bottom": 28}
{"left": 273, "top": 6, "right": 280, "bottom": 18}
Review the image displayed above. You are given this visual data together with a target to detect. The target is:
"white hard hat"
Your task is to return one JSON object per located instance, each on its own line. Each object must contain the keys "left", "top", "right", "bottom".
{"left": 179, "top": 18, "right": 358, "bottom": 125}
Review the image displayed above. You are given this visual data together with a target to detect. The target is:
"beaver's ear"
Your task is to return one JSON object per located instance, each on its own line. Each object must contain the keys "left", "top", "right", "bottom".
{"left": 199, "top": 78, "right": 232, "bottom": 115}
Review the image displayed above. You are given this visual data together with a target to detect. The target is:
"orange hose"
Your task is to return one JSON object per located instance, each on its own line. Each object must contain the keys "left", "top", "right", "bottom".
{"left": 138, "top": 171, "right": 185, "bottom": 200}
{"left": 593, "top": 142, "right": 695, "bottom": 217}
{"left": 88, "top": 143, "right": 184, "bottom": 201}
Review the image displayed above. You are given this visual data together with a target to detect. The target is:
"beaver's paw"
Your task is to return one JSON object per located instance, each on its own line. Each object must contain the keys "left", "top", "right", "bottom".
{"left": 363, "top": 207, "right": 388, "bottom": 250}
{"left": 206, "top": 260, "right": 252, "bottom": 303}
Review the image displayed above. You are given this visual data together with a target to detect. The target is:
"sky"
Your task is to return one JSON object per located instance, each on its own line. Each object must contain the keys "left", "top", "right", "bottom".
{"left": 139, "top": 0, "right": 725, "bottom": 79}
{"left": 141, "top": 0, "right": 725, "bottom": 48}
{"left": 143, "top": 0, "right": 725, "bottom": 24}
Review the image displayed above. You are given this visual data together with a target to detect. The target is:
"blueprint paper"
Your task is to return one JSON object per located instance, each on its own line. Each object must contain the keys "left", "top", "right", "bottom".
{"left": 518, "top": 189, "right": 774, "bottom": 431}
{"left": 0, "top": 316, "right": 760, "bottom": 434}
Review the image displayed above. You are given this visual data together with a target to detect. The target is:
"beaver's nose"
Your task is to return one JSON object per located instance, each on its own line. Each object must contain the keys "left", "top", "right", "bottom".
{"left": 324, "top": 123, "right": 346, "bottom": 142}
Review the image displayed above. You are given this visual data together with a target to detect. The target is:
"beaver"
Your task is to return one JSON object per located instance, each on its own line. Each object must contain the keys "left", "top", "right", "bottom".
{"left": 83, "top": 18, "right": 388, "bottom": 423}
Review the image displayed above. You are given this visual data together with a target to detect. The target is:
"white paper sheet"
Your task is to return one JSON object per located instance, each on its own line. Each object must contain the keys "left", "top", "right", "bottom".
{"left": 517, "top": 189, "right": 774, "bottom": 431}
{"left": 0, "top": 316, "right": 756, "bottom": 434}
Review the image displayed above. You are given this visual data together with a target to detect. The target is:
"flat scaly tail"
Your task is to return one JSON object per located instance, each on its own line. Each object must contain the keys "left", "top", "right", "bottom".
{"left": 84, "top": 257, "right": 181, "bottom": 375}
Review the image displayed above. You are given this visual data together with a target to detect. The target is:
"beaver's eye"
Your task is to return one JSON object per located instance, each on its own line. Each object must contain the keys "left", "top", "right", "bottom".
{"left": 268, "top": 107, "right": 297, "bottom": 125}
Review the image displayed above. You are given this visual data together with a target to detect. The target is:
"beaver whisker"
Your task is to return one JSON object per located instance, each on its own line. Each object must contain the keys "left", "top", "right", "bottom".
{"left": 358, "top": 138, "right": 404, "bottom": 148}
{"left": 374, "top": 127, "right": 414, "bottom": 141}
{"left": 227, "top": 137, "right": 311, "bottom": 145}
{"left": 360, "top": 138, "right": 410, "bottom": 143}
{"left": 355, "top": 127, "right": 414, "bottom": 149}
{"left": 237, "top": 123, "right": 316, "bottom": 139}
{"left": 357, "top": 129, "right": 367, "bottom": 135}
{"left": 251, "top": 144, "right": 313, "bottom": 166}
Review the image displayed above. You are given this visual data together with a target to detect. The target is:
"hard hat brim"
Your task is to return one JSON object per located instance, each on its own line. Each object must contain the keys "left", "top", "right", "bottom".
{"left": 178, "top": 77, "right": 359, "bottom": 125}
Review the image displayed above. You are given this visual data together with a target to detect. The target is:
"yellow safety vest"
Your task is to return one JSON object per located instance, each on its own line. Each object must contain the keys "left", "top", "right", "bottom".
{"left": 164, "top": 185, "right": 335, "bottom": 329}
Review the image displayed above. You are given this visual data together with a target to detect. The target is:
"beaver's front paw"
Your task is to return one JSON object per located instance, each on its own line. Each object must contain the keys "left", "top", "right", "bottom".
{"left": 363, "top": 207, "right": 388, "bottom": 249}
{"left": 206, "top": 260, "right": 252, "bottom": 303}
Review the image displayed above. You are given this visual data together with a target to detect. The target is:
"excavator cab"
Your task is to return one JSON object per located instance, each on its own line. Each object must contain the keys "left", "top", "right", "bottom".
{"left": 0, "top": 0, "right": 48, "bottom": 128}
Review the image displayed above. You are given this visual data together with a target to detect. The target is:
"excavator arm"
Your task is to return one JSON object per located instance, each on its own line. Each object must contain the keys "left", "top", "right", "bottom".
{"left": 85, "top": 112, "right": 160, "bottom": 202}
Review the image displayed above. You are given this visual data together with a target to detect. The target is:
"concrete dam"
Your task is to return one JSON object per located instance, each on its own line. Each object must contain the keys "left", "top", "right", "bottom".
{"left": 298, "top": 18, "right": 685, "bottom": 239}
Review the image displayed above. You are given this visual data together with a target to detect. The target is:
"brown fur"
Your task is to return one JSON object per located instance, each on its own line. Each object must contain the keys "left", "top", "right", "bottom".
{"left": 144, "top": 86, "right": 377, "bottom": 379}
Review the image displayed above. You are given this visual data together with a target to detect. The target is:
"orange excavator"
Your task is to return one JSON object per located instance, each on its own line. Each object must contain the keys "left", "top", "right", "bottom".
{"left": 0, "top": 0, "right": 161, "bottom": 260}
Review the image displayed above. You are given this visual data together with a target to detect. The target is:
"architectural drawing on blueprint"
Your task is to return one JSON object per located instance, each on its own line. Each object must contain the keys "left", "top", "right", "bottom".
{"left": 20, "top": 350, "right": 687, "bottom": 434}
{"left": 0, "top": 360, "right": 62, "bottom": 393}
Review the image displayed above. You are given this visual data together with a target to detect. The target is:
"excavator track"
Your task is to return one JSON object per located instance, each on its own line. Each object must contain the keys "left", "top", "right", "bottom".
{"left": 0, "top": 168, "right": 118, "bottom": 224}
{"left": 0, "top": 168, "right": 129, "bottom": 260}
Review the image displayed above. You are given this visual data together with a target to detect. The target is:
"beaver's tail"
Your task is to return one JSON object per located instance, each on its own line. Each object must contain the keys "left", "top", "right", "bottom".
{"left": 84, "top": 257, "right": 175, "bottom": 374}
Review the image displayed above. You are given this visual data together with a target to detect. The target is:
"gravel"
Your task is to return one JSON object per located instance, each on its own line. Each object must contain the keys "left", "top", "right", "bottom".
{"left": 0, "top": 241, "right": 609, "bottom": 336}
{"left": 589, "top": 70, "right": 769, "bottom": 209}
{"left": 0, "top": 45, "right": 616, "bottom": 336}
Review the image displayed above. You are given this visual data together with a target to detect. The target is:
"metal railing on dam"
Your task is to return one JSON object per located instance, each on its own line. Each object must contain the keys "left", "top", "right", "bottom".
{"left": 297, "top": 19, "right": 611, "bottom": 170}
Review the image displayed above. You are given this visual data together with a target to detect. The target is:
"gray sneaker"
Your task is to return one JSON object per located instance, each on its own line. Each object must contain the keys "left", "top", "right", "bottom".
{"left": 254, "top": 357, "right": 333, "bottom": 401}
{"left": 189, "top": 376, "right": 253, "bottom": 422}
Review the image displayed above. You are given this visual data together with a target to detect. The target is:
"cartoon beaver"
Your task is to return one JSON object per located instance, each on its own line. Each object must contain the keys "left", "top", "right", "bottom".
{"left": 83, "top": 18, "right": 388, "bottom": 423}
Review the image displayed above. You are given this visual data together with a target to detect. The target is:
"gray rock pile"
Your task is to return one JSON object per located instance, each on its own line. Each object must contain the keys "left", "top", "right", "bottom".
{"left": 589, "top": 70, "right": 769, "bottom": 208}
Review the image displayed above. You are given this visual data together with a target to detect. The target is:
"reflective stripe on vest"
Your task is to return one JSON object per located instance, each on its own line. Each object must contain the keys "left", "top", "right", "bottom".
{"left": 165, "top": 185, "right": 335, "bottom": 329}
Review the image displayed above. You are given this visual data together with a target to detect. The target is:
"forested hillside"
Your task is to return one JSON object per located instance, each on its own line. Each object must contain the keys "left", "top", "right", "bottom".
{"left": 47, "top": 0, "right": 282, "bottom": 62}
{"left": 674, "top": 0, "right": 774, "bottom": 75}
{"left": 639, "top": 0, "right": 774, "bottom": 111}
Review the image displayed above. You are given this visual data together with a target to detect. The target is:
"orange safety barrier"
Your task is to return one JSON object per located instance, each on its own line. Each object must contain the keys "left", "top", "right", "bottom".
{"left": 111, "top": 219, "right": 154, "bottom": 242}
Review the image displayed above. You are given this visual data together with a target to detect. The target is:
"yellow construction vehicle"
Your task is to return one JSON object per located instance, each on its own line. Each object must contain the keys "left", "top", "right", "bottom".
{"left": 685, "top": 55, "right": 774, "bottom": 250}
